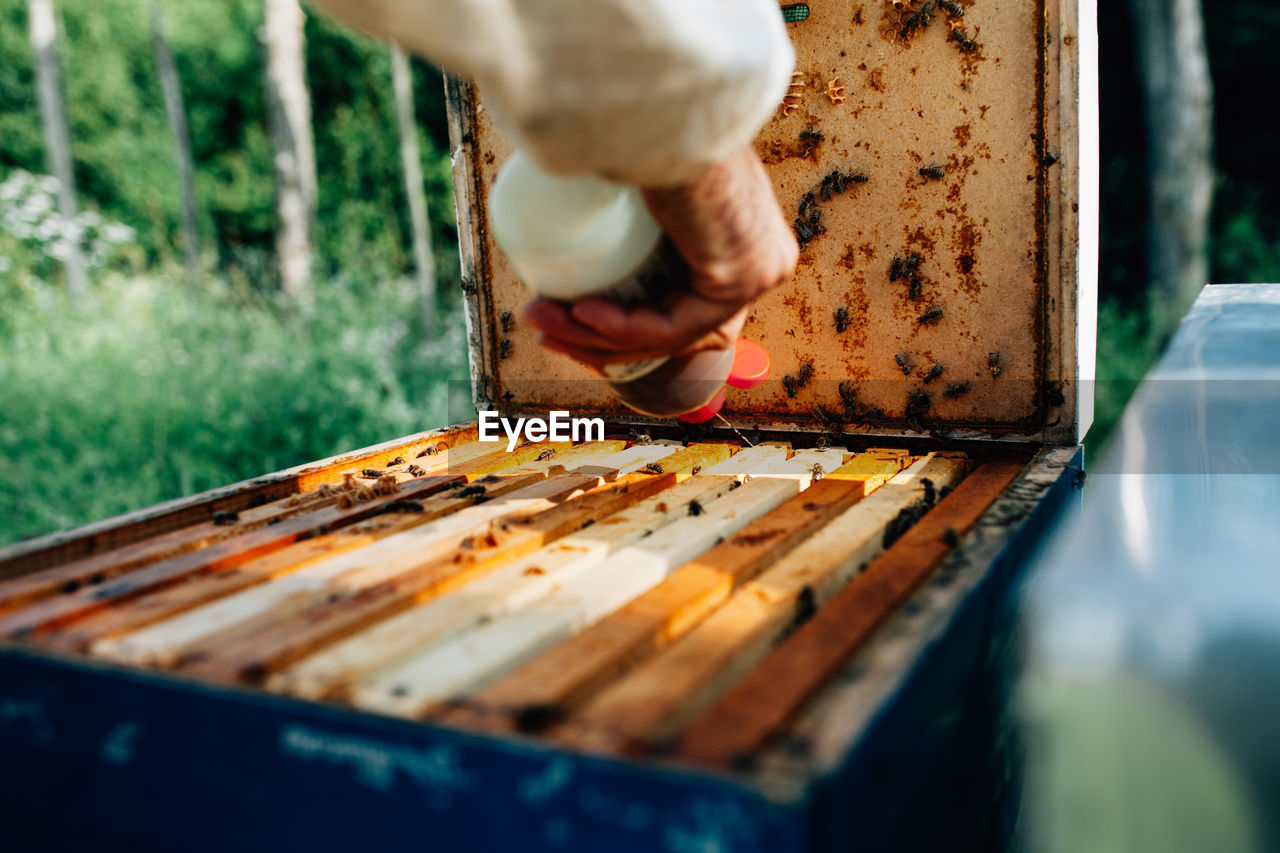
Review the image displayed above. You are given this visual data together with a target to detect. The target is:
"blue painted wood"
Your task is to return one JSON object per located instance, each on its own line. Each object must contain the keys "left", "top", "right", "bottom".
{"left": 0, "top": 647, "right": 809, "bottom": 853}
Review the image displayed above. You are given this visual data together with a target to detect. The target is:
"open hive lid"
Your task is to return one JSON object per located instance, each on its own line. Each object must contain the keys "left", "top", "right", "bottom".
{"left": 446, "top": 0, "right": 1096, "bottom": 445}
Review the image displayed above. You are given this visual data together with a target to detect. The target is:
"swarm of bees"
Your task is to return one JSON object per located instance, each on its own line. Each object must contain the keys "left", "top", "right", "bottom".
{"left": 824, "top": 77, "right": 847, "bottom": 105}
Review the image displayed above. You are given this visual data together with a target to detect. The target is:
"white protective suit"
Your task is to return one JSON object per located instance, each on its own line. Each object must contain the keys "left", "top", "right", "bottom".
{"left": 308, "top": 0, "right": 795, "bottom": 186}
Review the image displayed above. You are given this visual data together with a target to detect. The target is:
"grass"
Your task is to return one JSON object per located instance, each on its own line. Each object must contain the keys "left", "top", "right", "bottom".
{"left": 0, "top": 272, "right": 471, "bottom": 546}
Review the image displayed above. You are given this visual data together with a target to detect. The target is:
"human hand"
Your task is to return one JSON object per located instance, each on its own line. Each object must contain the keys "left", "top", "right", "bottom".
{"left": 521, "top": 146, "right": 798, "bottom": 368}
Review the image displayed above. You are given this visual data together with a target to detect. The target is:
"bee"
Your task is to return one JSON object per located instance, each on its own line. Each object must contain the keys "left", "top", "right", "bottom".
{"left": 361, "top": 468, "right": 383, "bottom": 479}
{"left": 943, "top": 381, "right": 971, "bottom": 399}
{"left": 212, "top": 510, "right": 239, "bottom": 526}
{"left": 834, "top": 306, "right": 850, "bottom": 333}
{"left": 942, "top": 526, "right": 960, "bottom": 547}
{"left": 407, "top": 464, "right": 426, "bottom": 477}
{"left": 939, "top": 1, "right": 964, "bottom": 16}
{"left": 895, "top": 352, "right": 915, "bottom": 375}
{"left": 458, "top": 484, "right": 487, "bottom": 498}
{"left": 952, "top": 28, "right": 978, "bottom": 51}
{"left": 418, "top": 445, "right": 441, "bottom": 457}
{"left": 908, "top": 275, "right": 923, "bottom": 301}
{"left": 797, "top": 362, "right": 814, "bottom": 387}
{"left": 838, "top": 381, "right": 859, "bottom": 410}
{"left": 783, "top": 374, "right": 799, "bottom": 397}
{"left": 267, "top": 516, "right": 283, "bottom": 526}
{"left": 499, "top": 338, "right": 512, "bottom": 360}
{"left": 1042, "top": 150, "right": 1059, "bottom": 167}
{"left": 904, "top": 253, "right": 922, "bottom": 274}
{"left": 890, "top": 256, "right": 906, "bottom": 281}
{"left": 641, "top": 462, "right": 666, "bottom": 475}
{"left": 536, "top": 448, "right": 557, "bottom": 462}
{"left": 499, "top": 311, "right": 514, "bottom": 333}
{"left": 850, "top": 173, "right": 870, "bottom": 184}
{"left": 917, "top": 305, "right": 944, "bottom": 325}
{"left": 919, "top": 165, "right": 946, "bottom": 180}
{"left": 688, "top": 500, "right": 703, "bottom": 517}
{"left": 501, "top": 390, "right": 516, "bottom": 406}
{"left": 811, "top": 462, "right": 826, "bottom": 481}
{"left": 389, "top": 456, "right": 405, "bottom": 466}
{"left": 906, "top": 388, "right": 932, "bottom": 418}
{"left": 808, "top": 206, "right": 822, "bottom": 227}
{"left": 797, "top": 191, "right": 816, "bottom": 218}
{"left": 988, "top": 351, "right": 1002, "bottom": 377}
{"left": 793, "top": 219, "right": 816, "bottom": 247}
{"left": 630, "top": 431, "right": 653, "bottom": 445}
{"left": 381, "top": 500, "right": 424, "bottom": 514}
{"left": 460, "top": 277, "right": 477, "bottom": 295}
{"left": 922, "top": 364, "right": 945, "bottom": 384}
{"left": 799, "top": 126, "right": 823, "bottom": 148}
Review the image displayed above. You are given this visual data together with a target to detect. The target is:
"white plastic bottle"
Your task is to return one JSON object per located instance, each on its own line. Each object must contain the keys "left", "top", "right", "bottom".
{"left": 488, "top": 150, "right": 736, "bottom": 417}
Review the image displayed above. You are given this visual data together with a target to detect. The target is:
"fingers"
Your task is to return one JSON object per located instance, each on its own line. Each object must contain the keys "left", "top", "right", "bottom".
{"left": 526, "top": 290, "right": 747, "bottom": 365}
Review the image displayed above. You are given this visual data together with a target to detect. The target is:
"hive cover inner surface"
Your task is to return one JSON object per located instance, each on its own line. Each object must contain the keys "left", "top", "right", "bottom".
{"left": 449, "top": 0, "right": 1085, "bottom": 443}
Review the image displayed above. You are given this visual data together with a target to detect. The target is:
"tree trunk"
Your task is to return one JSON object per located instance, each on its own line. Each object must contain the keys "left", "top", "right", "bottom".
{"left": 1129, "top": 0, "right": 1215, "bottom": 335}
{"left": 390, "top": 43, "right": 437, "bottom": 337}
{"left": 150, "top": 3, "right": 200, "bottom": 288}
{"left": 261, "top": 0, "right": 317, "bottom": 307}
{"left": 28, "top": 0, "right": 86, "bottom": 300}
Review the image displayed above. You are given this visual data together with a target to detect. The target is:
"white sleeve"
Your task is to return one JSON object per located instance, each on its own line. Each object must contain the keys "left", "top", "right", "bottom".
{"left": 307, "top": 0, "right": 795, "bottom": 186}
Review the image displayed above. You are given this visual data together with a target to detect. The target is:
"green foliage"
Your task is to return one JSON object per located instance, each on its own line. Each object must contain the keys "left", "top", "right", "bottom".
{"left": 0, "top": 0, "right": 459, "bottom": 287}
{"left": 0, "top": 273, "right": 471, "bottom": 545}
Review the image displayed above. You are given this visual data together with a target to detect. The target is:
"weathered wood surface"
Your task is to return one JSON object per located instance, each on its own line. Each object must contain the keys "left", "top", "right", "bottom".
{"left": 88, "top": 443, "right": 653, "bottom": 666}
{"left": 553, "top": 452, "right": 968, "bottom": 755}
{"left": 454, "top": 449, "right": 910, "bottom": 734}
{"left": 0, "top": 422, "right": 479, "bottom": 581}
{"left": 677, "top": 457, "right": 1027, "bottom": 767}
{"left": 0, "top": 440, "right": 578, "bottom": 640}
{"left": 267, "top": 446, "right": 740, "bottom": 701}
{"left": 355, "top": 445, "right": 829, "bottom": 717}
{"left": 0, "top": 438, "right": 499, "bottom": 614}
{"left": 172, "top": 444, "right": 735, "bottom": 684}
{"left": 355, "top": 449, "right": 838, "bottom": 719}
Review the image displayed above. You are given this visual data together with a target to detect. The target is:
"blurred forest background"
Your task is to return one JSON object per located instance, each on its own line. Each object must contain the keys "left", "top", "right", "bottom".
{"left": 1, "top": 0, "right": 1276, "bottom": 545}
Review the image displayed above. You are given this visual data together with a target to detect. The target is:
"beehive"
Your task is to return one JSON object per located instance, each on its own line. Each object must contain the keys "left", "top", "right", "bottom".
{"left": 0, "top": 1, "right": 1093, "bottom": 850}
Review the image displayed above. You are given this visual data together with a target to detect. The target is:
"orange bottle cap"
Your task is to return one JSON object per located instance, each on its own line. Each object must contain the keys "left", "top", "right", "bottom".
{"left": 727, "top": 339, "right": 770, "bottom": 390}
{"left": 677, "top": 387, "right": 726, "bottom": 424}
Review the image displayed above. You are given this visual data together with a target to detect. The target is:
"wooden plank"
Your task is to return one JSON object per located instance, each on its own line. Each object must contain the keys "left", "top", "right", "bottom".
{"left": 453, "top": 450, "right": 908, "bottom": 734}
{"left": 171, "top": 444, "right": 734, "bottom": 684}
{"left": 0, "top": 422, "right": 480, "bottom": 580}
{"left": 553, "top": 452, "right": 968, "bottom": 755}
{"left": 355, "top": 450, "right": 827, "bottom": 719}
{"left": 268, "top": 446, "right": 772, "bottom": 701}
{"left": 78, "top": 470, "right": 557, "bottom": 656}
{"left": 85, "top": 443, "right": 641, "bottom": 667}
{"left": 676, "top": 458, "right": 1028, "bottom": 767}
{"left": 0, "top": 466, "right": 497, "bottom": 643}
{"left": 0, "top": 436, "right": 522, "bottom": 614}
